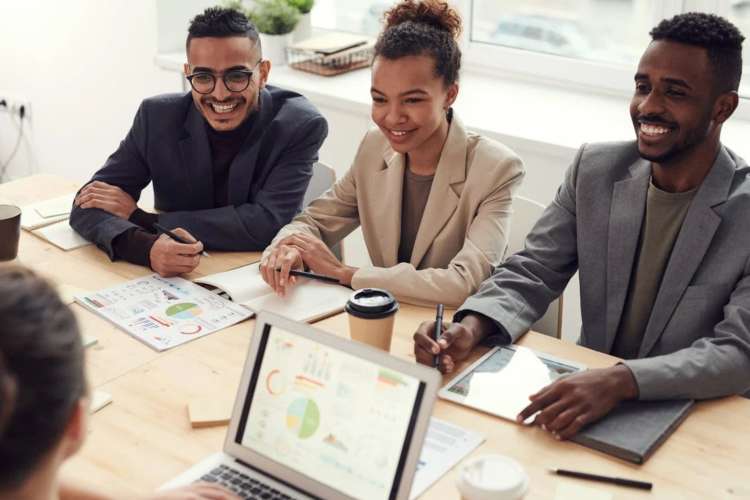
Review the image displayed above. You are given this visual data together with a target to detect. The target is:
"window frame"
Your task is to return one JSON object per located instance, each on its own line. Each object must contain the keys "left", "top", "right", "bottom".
{"left": 311, "top": 0, "right": 750, "bottom": 116}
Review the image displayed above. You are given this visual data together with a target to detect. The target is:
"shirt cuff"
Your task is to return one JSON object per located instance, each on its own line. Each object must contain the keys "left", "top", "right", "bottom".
{"left": 111, "top": 228, "right": 159, "bottom": 267}
{"left": 453, "top": 308, "right": 512, "bottom": 346}
{"left": 129, "top": 208, "right": 158, "bottom": 232}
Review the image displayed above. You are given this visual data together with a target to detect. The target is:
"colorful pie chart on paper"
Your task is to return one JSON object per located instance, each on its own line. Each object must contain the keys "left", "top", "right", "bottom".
{"left": 165, "top": 302, "right": 202, "bottom": 320}
{"left": 286, "top": 398, "right": 320, "bottom": 439}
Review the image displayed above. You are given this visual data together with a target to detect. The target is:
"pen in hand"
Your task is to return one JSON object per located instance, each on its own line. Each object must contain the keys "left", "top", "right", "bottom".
{"left": 274, "top": 268, "right": 340, "bottom": 284}
{"left": 433, "top": 303, "right": 444, "bottom": 369}
{"left": 153, "top": 223, "right": 210, "bottom": 258}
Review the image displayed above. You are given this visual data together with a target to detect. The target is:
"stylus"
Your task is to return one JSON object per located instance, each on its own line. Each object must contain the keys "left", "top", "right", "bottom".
{"left": 549, "top": 468, "right": 652, "bottom": 491}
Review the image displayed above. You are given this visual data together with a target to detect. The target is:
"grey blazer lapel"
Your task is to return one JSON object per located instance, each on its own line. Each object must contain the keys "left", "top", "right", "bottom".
{"left": 639, "top": 147, "right": 733, "bottom": 357}
{"left": 178, "top": 104, "right": 214, "bottom": 208}
{"left": 604, "top": 159, "right": 650, "bottom": 352}
{"left": 228, "top": 88, "right": 272, "bottom": 204}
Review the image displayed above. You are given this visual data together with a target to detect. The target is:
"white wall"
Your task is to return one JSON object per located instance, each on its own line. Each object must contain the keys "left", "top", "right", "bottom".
{"left": 0, "top": 1, "right": 182, "bottom": 187}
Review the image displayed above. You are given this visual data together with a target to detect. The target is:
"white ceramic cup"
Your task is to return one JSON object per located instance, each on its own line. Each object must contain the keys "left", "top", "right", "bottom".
{"left": 456, "top": 454, "right": 529, "bottom": 500}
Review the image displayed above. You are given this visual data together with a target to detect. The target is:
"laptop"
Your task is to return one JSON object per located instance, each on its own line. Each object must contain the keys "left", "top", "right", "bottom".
{"left": 162, "top": 311, "right": 441, "bottom": 500}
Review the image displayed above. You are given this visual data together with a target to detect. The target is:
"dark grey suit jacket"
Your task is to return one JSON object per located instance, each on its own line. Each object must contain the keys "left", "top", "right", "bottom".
{"left": 458, "top": 141, "right": 750, "bottom": 400}
{"left": 70, "top": 86, "right": 328, "bottom": 256}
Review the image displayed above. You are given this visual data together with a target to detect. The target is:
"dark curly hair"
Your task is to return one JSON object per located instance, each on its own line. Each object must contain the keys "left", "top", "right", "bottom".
{"left": 0, "top": 267, "right": 85, "bottom": 489}
{"left": 650, "top": 12, "right": 745, "bottom": 93}
{"left": 374, "top": 0, "right": 462, "bottom": 86}
{"left": 186, "top": 6, "right": 259, "bottom": 51}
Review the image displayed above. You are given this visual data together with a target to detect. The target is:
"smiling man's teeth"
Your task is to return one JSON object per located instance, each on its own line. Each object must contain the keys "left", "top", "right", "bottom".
{"left": 640, "top": 123, "right": 670, "bottom": 136}
{"left": 211, "top": 102, "right": 237, "bottom": 114}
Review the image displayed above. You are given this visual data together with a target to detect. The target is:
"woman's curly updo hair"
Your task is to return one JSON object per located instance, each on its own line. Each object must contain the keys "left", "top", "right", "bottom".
{"left": 374, "top": 0, "right": 462, "bottom": 86}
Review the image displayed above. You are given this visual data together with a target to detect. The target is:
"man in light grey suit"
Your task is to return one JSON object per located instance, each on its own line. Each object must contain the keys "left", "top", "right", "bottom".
{"left": 414, "top": 13, "right": 750, "bottom": 439}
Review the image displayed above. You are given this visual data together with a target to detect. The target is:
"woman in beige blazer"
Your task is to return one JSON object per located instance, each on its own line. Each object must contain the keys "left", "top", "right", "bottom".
{"left": 261, "top": 0, "right": 524, "bottom": 307}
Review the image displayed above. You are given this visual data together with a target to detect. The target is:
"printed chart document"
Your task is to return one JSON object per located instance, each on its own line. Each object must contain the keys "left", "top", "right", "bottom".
{"left": 410, "top": 418, "right": 485, "bottom": 499}
{"left": 75, "top": 275, "right": 252, "bottom": 351}
{"left": 33, "top": 220, "right": 91, "bottom": 250}
{"left": 21, "top": 193, "right": 75, "bottom": 230}
{"left": 194, "top": 262, "right": 352, "bottom": 323}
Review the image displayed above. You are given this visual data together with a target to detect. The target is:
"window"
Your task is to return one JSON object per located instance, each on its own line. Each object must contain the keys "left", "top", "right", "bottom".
{"left": 310, "top": 0, "right": 750, "bottom": 100}
{"left": 470, "top": 0, "right": 651, "bottom": 66}
{"left": 726, "top": 0, "right": 750, "bottom": 96}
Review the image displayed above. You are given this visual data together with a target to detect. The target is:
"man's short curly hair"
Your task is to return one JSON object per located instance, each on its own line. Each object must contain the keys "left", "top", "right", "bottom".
{"left": 186, "top": 6, "right": 259, "bottom": 51}
{"left": 650, "top": 12, "right": 745, "bottom": 93}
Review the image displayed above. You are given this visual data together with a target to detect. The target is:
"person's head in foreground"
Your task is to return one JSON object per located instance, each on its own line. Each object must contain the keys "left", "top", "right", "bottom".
{"left": 0, "top": 266, "right": 237, "bottom": 500}
{"left": 184, "top": 6, "right": 270, "bottom": 132}
{"left": 371, "top": 0, "right": 461, "bottom": 163}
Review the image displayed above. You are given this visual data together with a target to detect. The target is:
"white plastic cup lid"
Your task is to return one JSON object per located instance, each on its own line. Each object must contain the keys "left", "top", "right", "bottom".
{"left": 456, "top": 454, "right": 529, "bottom": 500}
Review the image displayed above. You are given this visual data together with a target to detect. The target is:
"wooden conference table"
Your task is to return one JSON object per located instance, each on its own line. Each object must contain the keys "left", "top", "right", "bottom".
{"left": 1, "top": 175, "right": 749, "bottom": 499}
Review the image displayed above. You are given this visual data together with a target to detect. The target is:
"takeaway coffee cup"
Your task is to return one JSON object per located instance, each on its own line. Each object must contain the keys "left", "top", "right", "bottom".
{"left": 456, "top": 454, "right": 529, "bottom": 500}
{"left": 345, "top": 288, "right": 399, "bottom": 351}
{"left": 0, "top": 204, "right": 21, "bottom": 261}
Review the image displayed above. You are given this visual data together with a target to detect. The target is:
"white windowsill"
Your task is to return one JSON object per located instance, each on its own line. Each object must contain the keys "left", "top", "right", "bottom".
{"left": 155, "top": 51, "right": 750, "bottom": 161}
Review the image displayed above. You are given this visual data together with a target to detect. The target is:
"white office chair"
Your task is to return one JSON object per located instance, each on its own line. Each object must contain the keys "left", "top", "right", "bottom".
{"left": 507, "top": 195, "right": 563, "bottom": 339}
{"left": 303, "top": 162, "right": 342, "bottom": 260}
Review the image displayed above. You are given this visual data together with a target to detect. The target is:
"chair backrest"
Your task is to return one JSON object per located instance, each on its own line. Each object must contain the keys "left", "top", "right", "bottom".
{"left": 302, "top": 162, "right": 342, "bottom": 261}
{"left": 507, "top": 196, "right": 563, "bottom": 339}
{"left": 303, "top": 161, "right": 336, "bottom": 208}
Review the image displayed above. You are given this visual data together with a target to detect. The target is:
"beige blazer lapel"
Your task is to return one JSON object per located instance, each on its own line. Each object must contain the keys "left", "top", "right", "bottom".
{"left": 638, "top": 147, "right": 733, "bottom": 357}
{"left": 371, "top": 145, "right": 406, "bottom": 267}
{"left": 410, "top": 117, "right": 467, "bottom": 268}
{"left": 604, "top": 158, "right": 650, "bottom": 353}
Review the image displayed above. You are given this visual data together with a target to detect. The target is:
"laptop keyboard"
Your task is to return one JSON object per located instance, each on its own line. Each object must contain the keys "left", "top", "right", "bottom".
{"left": 200, "top": 464, "right": 294, "bottom": 500}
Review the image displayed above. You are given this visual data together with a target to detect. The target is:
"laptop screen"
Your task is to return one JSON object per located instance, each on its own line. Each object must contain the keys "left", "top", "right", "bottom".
{"left": 235, "top": 324, "right": 425, "bottom": 500}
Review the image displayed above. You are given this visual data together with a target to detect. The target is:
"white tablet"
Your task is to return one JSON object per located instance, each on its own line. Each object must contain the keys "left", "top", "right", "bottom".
{"left": 439, "top": 345, "right": 586, "bottom": 422}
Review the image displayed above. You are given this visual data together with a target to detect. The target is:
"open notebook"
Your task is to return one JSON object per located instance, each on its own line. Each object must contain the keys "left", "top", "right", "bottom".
{"left": 194, "top": 263, "right": 352, "bottom": 323}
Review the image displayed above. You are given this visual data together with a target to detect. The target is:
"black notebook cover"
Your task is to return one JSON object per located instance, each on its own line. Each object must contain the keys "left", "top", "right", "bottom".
{"left": 571, "top": 399, "right": 694, "bottom": 464}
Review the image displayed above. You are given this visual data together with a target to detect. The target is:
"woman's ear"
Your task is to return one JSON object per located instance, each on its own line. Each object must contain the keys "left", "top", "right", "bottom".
{"left": 444, "top": 83, "right": 459, "bottom": 109}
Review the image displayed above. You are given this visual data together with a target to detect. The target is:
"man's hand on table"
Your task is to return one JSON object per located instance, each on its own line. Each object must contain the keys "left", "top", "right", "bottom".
{"left": 150, "top": 228, "right": 203, "bottom": 277}
{"left": 74, "top": 181, "right": 137, "bottom": 219}
{"left": 413, "top": 313, "right": 497, "bottom": 373}
{"left": 517, "top": 364, "right": 639, "bottom": 439}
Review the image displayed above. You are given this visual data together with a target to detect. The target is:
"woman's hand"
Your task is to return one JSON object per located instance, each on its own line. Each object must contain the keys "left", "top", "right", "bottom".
{"left": 278, "top": 233, "right": 357, "bottom": 286}
{"left": 259, "top": 243, "right": 303, "bottom": 297}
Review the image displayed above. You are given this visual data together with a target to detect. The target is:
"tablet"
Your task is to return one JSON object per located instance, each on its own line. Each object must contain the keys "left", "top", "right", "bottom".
{"left": 439, "top": 345, "right": 586, "bottom": 422}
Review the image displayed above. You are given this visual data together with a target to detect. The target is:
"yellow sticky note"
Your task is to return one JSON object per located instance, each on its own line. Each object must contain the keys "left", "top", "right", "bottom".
{"left": 554, "top": 482, "right": 614, "bottom": 500}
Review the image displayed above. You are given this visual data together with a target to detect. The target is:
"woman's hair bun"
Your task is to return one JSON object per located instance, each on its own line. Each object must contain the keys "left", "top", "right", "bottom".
{"left": 384, "top": 0, "right": 462, "bottom": 40}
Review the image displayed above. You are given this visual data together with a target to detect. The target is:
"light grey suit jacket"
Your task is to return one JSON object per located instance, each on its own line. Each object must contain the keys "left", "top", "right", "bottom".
{"left": 458, "top": 141, "right": 750, "bottom": 400}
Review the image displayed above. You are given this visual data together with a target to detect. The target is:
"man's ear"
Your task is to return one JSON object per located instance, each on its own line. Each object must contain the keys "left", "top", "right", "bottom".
{"left": 183, "top": 63, "right": 190, "bottom": 78}
{"left": 258, "top": 59, "right": 271, "bottom": 89}
{"left": 60, "top": 398, "right": 89, "bottom": 459}
{"left": 714, "top": 90, "right": 739, "bottom": 125}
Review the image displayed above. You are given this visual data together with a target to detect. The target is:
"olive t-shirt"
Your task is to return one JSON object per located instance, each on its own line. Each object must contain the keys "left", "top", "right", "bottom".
{"left": 612, "top": 180, "right": 697, "bottom": 359}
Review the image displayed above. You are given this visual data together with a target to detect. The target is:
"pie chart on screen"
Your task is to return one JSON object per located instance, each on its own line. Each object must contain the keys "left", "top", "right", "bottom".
{"left": 286, "top": 398, "right": 320, "bottom": 439}
{"left": 166, "top": 303, "right": 202, "bottom": 320}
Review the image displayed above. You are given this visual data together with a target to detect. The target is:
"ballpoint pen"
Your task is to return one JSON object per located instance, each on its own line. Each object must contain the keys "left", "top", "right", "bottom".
{"left": 275, "top": 268, "right": 340, "bottom": 284}
{"left": 434, "top": 303, "right": 444, "bottom": 368}
{"left": 549, "top": 468, "right": 652, "bottom": 491}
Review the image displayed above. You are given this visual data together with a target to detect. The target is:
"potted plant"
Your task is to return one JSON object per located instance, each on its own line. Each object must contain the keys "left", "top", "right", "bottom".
{"left": 249, "top": 0, "right": 300, "bottom": 66}
{"left": 287, "top": 0, "right": 315, "bottom": 42}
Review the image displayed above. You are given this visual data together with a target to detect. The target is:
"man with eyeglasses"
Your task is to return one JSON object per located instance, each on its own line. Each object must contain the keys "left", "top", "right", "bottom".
{"left": 70, "top": 7, "right": 327, "bottom": 276}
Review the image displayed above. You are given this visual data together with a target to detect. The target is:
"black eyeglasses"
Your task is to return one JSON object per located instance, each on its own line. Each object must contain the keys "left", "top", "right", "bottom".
{"left": 186, "top": 61, "right": 262, "bottom": 94}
